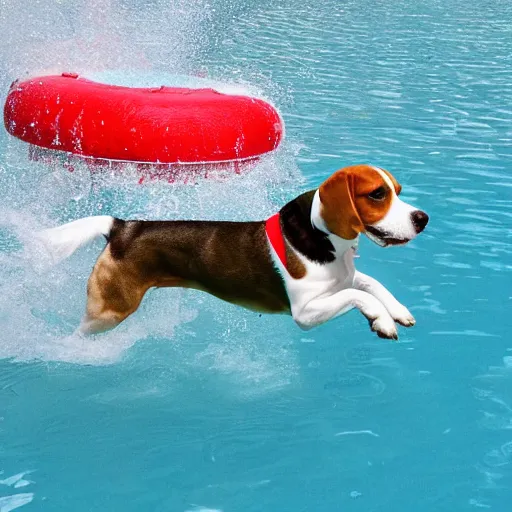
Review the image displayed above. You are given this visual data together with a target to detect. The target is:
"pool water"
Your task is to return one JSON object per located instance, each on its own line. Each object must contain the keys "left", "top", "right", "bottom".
{"left": 0, "top": 0, "right": 511, "bottom": 510}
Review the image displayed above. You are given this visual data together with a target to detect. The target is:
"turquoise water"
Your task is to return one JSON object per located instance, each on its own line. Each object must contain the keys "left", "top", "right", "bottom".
{"left": 1, "top": 0, "right": 512, "bottom": 510}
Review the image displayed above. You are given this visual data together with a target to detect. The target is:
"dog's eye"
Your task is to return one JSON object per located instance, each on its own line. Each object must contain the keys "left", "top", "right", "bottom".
{"left": 368, "top": 186, "right": 387, "bottom": 201}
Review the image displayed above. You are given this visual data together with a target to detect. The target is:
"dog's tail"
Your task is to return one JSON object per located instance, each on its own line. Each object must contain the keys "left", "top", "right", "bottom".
{"left": 37, "top": 215, "right": 115, "bottom": 265}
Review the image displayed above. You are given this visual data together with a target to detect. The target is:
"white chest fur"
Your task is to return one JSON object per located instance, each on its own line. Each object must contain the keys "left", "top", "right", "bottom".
{"left": 267, "top": 232, "right": 410, "bottom": 339}
{"left": 267, "top": 228, "right": 359, "bottom": 316}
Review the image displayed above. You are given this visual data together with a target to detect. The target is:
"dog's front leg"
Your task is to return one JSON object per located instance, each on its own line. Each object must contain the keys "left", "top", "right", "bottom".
{"left": 353, "top": 271, "right": 415, "bottom": 327}
{"left": 292, "top": 289, "right": 398, "bottom": 339}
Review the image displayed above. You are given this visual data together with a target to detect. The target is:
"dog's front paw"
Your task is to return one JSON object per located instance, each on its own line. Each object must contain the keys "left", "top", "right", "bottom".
{"left": 370, "top": 314, "right": 398, "bottom": 340}
{"left": 391, "top": 304, "right": 416, "bottom": 327}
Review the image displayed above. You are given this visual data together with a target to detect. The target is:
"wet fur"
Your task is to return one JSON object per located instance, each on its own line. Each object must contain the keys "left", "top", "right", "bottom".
{"left": 83, "top": 219, "right": 291, "bottom": 333}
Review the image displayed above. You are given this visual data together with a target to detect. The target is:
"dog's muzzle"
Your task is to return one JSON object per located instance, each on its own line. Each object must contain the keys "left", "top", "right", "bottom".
{"left": 365, "top": 210, "right": 429, "bottom": 247}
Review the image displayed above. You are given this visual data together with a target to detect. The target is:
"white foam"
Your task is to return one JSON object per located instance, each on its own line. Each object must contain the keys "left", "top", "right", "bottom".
{"left": 0, "top": 0, "right": 303, "bottom": 390}
{"left": 1, "top": 0, "right": 212, "bottom": 85}
{"left": 0, "top": 143, "right": 303, "bottom": 370}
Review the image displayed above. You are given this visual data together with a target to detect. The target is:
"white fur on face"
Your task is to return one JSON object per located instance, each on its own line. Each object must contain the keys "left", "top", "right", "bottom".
{"left": 366, "top": 168, "right": 421, "bottom": 247}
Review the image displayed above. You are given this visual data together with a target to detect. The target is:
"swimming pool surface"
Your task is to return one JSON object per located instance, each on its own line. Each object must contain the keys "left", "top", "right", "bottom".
{"left": 0, "top": 0, "right": 511, "bottom": 510}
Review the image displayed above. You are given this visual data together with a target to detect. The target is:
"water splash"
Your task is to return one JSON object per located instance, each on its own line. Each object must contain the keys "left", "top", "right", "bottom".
{"left": 0, "top": 132, "right": 302, "bottom": 366}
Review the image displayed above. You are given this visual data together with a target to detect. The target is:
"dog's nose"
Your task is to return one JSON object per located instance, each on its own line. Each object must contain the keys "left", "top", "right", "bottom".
{"left": 411, "top": 210, "right": 429, "bottom": 233}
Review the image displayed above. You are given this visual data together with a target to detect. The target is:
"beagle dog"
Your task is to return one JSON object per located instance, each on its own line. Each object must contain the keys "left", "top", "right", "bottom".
{"left": 38, "top": 164, "right": 428, "bottom": 339}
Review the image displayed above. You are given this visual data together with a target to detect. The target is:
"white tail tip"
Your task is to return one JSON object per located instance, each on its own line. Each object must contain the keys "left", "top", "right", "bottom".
{"left": 37, "top": 215, "right": 115, "bottom": 265}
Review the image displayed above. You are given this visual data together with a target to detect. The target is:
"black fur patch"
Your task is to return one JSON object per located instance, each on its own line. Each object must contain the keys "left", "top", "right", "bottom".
{"left": 108, "top": 218, "right": 129, "bottom": 259}
{"left": 280, "top": 190, "right": 335, "bottom": 264}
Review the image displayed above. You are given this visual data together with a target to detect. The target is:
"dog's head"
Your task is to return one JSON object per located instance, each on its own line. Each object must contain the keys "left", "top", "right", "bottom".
{"left": 317, "top": 164, "right": 428, "bottom": 247}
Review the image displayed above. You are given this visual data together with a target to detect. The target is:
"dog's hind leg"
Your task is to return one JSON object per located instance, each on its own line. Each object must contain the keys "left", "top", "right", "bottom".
{"left": 79, "top": 310, "right": 127, "bottom": 335}
{"left": 79, "top": 247, "right": 150, "bottom": 335}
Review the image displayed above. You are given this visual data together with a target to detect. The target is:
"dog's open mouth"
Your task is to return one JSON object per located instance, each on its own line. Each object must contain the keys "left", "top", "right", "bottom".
{"left": 365, "top": 226, "right": 410, "bottom": 247}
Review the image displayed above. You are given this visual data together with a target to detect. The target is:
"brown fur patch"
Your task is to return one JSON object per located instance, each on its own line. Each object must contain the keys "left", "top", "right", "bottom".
{"left": 319, "top": 164, "right": 396, "bottom": 239}
{"left": 85, "top": 246, "right": 152, "bottom": 328}
{"left": 84, "top": 220, "right": 291, "bottom": 332}
{"left": 284, "top": 241, "right": 306, "bottom": 279}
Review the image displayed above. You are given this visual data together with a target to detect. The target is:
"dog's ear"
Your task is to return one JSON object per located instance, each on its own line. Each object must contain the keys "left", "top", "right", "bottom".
{"left": 318, "top": 169, "right": 365, "bottom": 240}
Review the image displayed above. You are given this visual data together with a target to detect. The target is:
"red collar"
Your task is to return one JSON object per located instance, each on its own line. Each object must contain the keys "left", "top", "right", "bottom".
{"left": 265, "top": 213, "right": 287, "bottom": 268}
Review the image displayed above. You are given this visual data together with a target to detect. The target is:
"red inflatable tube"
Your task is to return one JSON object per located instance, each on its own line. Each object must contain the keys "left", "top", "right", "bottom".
{"left": 3, "top": 73, "right": 284, "bottom": 166}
